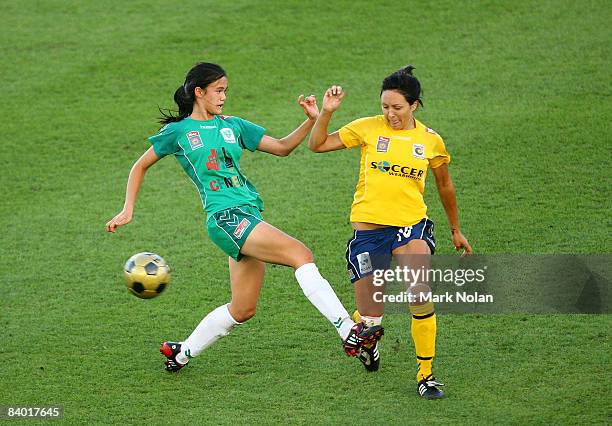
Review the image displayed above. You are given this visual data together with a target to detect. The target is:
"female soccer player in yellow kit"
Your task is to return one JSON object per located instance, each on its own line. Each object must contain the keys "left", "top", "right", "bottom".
{"left": 308, "top": 65, "right": 472, "bottom": 399}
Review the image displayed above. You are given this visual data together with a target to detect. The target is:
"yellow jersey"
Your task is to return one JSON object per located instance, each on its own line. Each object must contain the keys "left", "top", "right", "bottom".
{"left": 338, "top": 115, "right": 450, "bottom": 227}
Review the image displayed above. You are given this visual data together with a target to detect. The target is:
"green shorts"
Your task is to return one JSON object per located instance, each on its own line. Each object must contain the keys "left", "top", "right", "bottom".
{"left": 207, "top": 205, "right": 263, "bottom": 260}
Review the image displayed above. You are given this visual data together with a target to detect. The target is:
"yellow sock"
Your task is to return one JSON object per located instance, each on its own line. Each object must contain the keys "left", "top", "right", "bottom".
{"left": 417, "top": 358, "right": 433, "bottom": 381}
{"left": 410, "top": 304, "right": 436, "bottom": 382}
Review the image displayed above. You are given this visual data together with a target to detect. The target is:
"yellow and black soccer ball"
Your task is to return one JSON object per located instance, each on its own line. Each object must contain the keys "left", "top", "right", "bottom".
{"left": 124, "top": 252, "right": 170, "bottom": 299}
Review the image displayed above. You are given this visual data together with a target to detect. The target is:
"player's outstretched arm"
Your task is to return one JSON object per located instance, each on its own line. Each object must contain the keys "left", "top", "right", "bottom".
{"left": 105, "top": 147, "right": 161, "bottom": 233}
{"left": 308, "top": 85, "right": 346, "bottom": 153}
{"left": 431, "top": 163, "right": 473, "bottom": 255}
{"left": 257, "top": 95, "right": 319, "bottom": 157}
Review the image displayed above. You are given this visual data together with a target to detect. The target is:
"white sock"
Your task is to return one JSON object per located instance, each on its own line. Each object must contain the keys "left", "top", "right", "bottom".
{"left": 295, "top": 263, "right": 354, "bottom": 340}
{"left": 178, "top": 303, "right": 240, "bottom": 363}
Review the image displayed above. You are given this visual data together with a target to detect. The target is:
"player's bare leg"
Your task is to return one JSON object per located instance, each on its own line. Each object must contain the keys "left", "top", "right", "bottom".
{"left": 354, "top": 275, "right": 385, "bottom": 318}
{"left": 160, "top": 256, "right": 265, "bottom": 372}
{"left": 239, "top": 220, "right": 314, "bottom": 268}
{"left": 393, "top": 240, "right": 444, "bottom": 399}
{"left": 352, "top": 275, "right": 385, "bottom": 371}
{"left": 227, "top": 255, "right": 266, "bottom": 323}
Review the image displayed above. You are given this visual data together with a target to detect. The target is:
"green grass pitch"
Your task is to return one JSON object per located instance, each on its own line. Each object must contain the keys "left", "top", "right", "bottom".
{"left": 1, "top": 0, "right": 610, "bottom": 424}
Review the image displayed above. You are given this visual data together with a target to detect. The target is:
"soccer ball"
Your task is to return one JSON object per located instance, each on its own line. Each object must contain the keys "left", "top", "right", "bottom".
{"left": 124, "top": 252, "right": 170, "bottom": 299}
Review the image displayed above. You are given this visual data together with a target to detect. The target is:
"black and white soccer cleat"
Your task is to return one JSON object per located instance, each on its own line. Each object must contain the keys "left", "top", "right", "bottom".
{"left": 160, "top": 341, "right": 188, "bottom": 372}
{"left": 357, "top": 340, "right": 380, "bottom": 372}
{"left": 417, "top": 374, "right": 445, "bottom": 399}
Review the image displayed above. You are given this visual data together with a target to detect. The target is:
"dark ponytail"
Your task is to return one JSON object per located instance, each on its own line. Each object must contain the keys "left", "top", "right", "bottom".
{"left": 380, "top": 64, "right": 423, "bottom": 107}
{"left": 158, "top": 62, "right": 227, "bottom": 125}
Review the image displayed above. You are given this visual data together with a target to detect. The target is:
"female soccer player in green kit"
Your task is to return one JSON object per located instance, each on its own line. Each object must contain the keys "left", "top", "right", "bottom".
{"left": 105, "top": 62, "right": 382, "bottom": 372}
{"left": 308, "top": 66, "right": 472, "bottom": 399}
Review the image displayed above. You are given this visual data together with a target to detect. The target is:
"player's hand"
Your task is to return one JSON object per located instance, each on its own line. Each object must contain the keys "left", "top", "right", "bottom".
{"left": 452, "top": 230, "right": 473, "bottom": 256}
{"left": 106, "top": 210, "right": 132, "bottom": 233}
{"left": 322, "top": 85, "right": 345, "bottom": 113}
{"left": 298, "top": 94, "right": 319, "bottom": 120}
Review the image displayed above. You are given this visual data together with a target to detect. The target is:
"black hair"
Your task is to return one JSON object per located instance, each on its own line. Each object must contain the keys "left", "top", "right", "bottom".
{"left": 158, "top": 62, "right": 227, "bottom": 124}
{"left": 380, "top": 65, "right": 423, "bottom": 107}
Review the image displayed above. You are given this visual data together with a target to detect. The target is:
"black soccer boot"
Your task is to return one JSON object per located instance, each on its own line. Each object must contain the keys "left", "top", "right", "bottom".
{"left": 160, "top": 341, "right": 188, "bottom": 372}
{"left": 417, "top": 374, "right": 445, "bottom": 399}
{"left": 357, "top": 339, "right": 381, "bottom": 372}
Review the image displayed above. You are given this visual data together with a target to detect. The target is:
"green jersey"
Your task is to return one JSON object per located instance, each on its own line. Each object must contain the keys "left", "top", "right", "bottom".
{"left": 149, "top": 115, "right": 265, "bottom": 216}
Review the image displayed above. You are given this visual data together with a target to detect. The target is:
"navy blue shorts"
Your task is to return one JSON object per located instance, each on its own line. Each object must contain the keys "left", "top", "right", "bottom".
{"left": 345, "top": 218, "right": 436, "bottom": 283}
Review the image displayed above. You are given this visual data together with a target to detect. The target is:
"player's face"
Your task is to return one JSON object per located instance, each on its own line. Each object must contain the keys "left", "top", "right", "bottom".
{"left": 381, "top": 90, "right": 418, "bottom": 130}
{"left": 196, "top": 76, "right": 228, "bottom": 116}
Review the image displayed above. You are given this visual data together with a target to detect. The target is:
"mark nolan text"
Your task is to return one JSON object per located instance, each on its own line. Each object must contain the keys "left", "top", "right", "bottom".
{"left": 374, "top": 291, "right": 494, "bottom": 303}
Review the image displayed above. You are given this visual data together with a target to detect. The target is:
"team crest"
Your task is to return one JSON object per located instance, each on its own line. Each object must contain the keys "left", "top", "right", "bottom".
{"left": 186, "top": 131, "right": 203, "bottom": 150}
{"left": 233, "top": 218, "right": 251, "bottom": 238}
{"left": 220, "top": 128, "right": 236, "bottom": 144}
{"left": 356, "top": 252, "right": 373, "bottom": 274}
{"left": 413, "top": 144, "right": 425, "bottom": 159}
{"left": 376, "top": 136, "right": 390, "bottom": 153}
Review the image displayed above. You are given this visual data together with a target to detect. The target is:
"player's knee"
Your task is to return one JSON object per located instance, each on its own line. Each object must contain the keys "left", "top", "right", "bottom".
{"left": 291, "top": 243, "right": 314, "bottom": 268}
{"left": 409, "top": 283, "right": 432, "bottom": 295}
{"left": 408, "top": 284, "right": 433, "bottom": 307}
{"left": 302, "top": 247, "right": 315, "bottom": 264}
